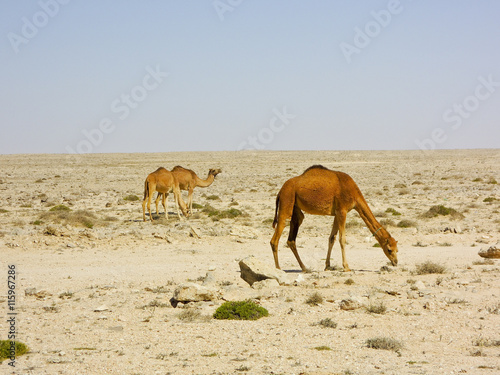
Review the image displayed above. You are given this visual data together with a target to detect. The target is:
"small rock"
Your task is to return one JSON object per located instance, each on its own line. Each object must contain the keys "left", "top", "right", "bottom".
{"left": 239, "top": 256, "right": 291, "bottom": 286}
{"left": 407, "top": 291, "right": 419, "bottom": 299}
{"left": 339, "top": 297, "right": 363, "bottom": 311}
{"left": 252, "top": 279, "right": 280, "bottom": 290}
{"left": 230, "top": 225, "right": 260, "bottom": 240}
{"left": 190, "top": 226, "right": 202, "bottom": 238}
{"left": 478, "top": 242, "right": 500, "bottom": 259}
{"left": 94, "top": 305, "right": 109, "bottom": 312}
{"left": 202, "top": 271, "right": 217, "bottom": 286}
{"left": 413, "top": 281, "right": 426, "bottom": 291}
{"left": 173, "top": 282, "right": 218, "bottom": 303}
{"left": 25, "top": 287, "right": 38, "bottom": 296}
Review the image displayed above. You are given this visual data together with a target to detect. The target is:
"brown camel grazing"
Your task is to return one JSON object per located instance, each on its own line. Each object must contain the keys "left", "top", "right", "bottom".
{"left": 142, "top": 167, "right": 188, "bottom": 222}
{"left": 270, "top": 165, "right": 398, "bottom": 272}
{"left": 168, "top": 166, "right": 222, "bottom": 213}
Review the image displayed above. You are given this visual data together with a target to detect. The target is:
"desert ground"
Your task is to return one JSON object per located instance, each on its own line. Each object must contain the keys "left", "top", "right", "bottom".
{"left": 0, "top": 149, "right": 499, "bottom": 375}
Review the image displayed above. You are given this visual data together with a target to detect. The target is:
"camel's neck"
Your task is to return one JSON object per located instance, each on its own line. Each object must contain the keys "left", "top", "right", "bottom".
{"left": 354, "top": 196, "right": 389, "bottom": 242}
{"left": 195, "top": 173, "right": 215, "bottom": 188}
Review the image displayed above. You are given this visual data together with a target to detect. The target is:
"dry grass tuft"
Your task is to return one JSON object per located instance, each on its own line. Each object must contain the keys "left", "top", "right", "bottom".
{"left": 313, "top": 318, "right": 337, "bottom": 329}
{"left": 305, "top": 292, "right": 323, "bottom": 306}
{"left": 366, "top": 337, "right": 403, "bottom": 352}
{"left": 366, "top": 301, "right": 387, "bottom": 314}
{"left": 415, "top": 261, "right": 446, "bottom": 275}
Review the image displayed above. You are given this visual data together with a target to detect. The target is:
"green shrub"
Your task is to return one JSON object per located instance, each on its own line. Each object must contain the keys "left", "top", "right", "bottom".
{"left": 202, "top": 204, "right": 244, "bottom": 220}
{"left": 397, "top": 219, "right": 417, "bottom": 228}
{"left": 385, "top": 208, "right": 401, "bottom": 216}
{"left": 0, "top": 340, "right": 29, "bottom": 362}
{"left": 421, "top": 205, "right": 464, "bottom": 220}
{"left": 213, "top": 300, "right": 268, "bottom": 320}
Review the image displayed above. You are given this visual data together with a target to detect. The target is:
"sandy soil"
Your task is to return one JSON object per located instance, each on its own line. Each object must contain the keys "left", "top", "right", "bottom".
{"left": 0, "top": 149, "right": 499, "bottom": 375}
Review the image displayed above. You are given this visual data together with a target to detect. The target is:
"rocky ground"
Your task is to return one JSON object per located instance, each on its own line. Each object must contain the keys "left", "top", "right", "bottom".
{"left": 0, "top": 149, "right": 499, "bottom": 374}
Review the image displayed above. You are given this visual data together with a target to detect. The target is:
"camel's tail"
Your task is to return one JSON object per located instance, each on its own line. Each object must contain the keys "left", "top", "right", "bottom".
{"left": 272, "top": 194, "right": 280, "bottom": 228}
{"left": 143, "top": 179, "right": 150, "bottom": 201}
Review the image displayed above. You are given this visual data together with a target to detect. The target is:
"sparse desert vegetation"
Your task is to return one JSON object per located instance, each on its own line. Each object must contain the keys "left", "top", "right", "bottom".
{"left": 0, "top": 149, "right": 499, "bottom": 374}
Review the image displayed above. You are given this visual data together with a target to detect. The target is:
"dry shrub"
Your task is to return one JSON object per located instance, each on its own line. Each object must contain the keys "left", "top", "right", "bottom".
{"left": 313, "top": 318, "right": 337, "bottom": 329}
{"left": 366, "top": 337, "right": 403, "bottom": 352}
{"left": 305, "top": 292, "right": 323, "bottom": 306}
{"left": 366, "top": 301, "right": 387, "bottom": 314}
{"left": 39, "top": 209, "right": 98, "bottom": 228}
{"left": 415, "top": 261, "right": 446, "bottom": 275}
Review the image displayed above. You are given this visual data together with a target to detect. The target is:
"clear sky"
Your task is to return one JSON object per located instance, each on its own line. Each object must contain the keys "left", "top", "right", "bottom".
{"left": 1, "top": 0, "right": 499, "bottom": 154}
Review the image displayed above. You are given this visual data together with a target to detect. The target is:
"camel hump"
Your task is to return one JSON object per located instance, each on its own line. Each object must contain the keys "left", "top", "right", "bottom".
{"left": 303, "top": 165, "right": 330, "bottom": 174}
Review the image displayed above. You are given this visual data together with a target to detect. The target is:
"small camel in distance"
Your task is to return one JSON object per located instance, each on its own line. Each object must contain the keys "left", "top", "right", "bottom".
{"left": 168, "top": 166, "right": 222, "bottom": 214}
{"left": 270, "top": 165, "right": 398, "bottom": 272}
{"left": 142, "top": 167, "right": 188, "bottom": 222}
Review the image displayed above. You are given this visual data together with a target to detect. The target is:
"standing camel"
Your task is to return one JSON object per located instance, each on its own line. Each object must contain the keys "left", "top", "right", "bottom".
{"left": 270, "top": 165, "right": 398, "bottom": 272}
{"left": 142, "top": 167, "right": 188, "bottom": 222}
{"left": 168, "top": 166, "right": 222, "bottom": 214}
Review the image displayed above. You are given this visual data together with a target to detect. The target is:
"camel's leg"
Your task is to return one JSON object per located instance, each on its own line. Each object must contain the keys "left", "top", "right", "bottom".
{"left": 270, "top": 192, "right": 294, "bottom": 270}
{"left": 164, "top": 193, "right": 169, "bottom": 220}
{"left": 146, "top": 184, "right": 154, "bottom": 222}
{"left": 287, "top": 206, "right": 307, "bottom": 272}
{"left": 189, "top": 188, "right": 194, "bottom": 214}
{"left": 154, "top": 193, "right": 161, "bottom": 215}
{"left": 173, "top": 191, "right": 183, "bottom": 220}
{"left": 325, "top": 216, "right": 339, "bottom": 270}
{"left": 270, "top": 219, "right": 286, "bottom": 270}
{"left": 142, "top": 197, "right": 147, "bottom": 222}
{"left": 336, "top": 211, "right": 350, "bottom": 271}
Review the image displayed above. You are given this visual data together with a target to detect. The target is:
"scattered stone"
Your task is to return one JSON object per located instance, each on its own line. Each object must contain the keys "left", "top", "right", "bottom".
{"left": 339, "top": 297, "right": 363, "bottom": 311}
{"left": 94, "top": 305, "right": 109, "bottom": 312}
{"left": 230, "top": 225, "right": 260, "bottom": 240}
{"left": 25, "top": 287, "right": 38, "bottom": 296}
{"left": 172, "top": 282, "right": 218, "bottom": 304}
{"left": 406, "top": 291, "right": 419, "bottom": 299}
{"left": 202, "top": 271, "right": 217, "bottom": 286}
{"left": 239, "top": 256, "right": 291, "bottom": 286}
{"left": 478, "top": 242, "right": 500, "bottom": 259}
{"left": 413, "top": 281, "right": 426, "bottom": 291}
{"left": 190, "top": 226, "right": 202, "bottom": 238}
{"left": 251, "top": 278, "right": 280, "bottom": 290}
{"left": 443, "top": 225, "right": 462, "bottom": 234}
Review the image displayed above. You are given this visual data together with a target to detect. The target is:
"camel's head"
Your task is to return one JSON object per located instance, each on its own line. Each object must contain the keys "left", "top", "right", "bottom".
{"left": 209, "top": 168, "right": 222, "bottom": 177}
{"left": 382, "top": 237, "right": 398, "bottom": 266}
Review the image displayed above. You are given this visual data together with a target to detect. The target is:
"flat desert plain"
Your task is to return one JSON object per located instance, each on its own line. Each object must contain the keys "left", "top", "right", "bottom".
{"left": 1, "top": 149, "right": 499, "bottom": 375}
